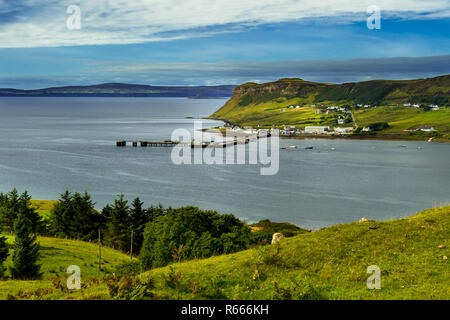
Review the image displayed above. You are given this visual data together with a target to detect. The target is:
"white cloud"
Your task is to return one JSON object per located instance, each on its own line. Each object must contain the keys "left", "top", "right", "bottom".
{"left": 0, "top": 0, "right": 449, "bottom": 48}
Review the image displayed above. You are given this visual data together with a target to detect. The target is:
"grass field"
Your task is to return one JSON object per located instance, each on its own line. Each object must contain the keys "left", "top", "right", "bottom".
{"left": 212, "top": 96, "right": 341, "bottom": 128}
{"left": 139, "top": 205, "right": 449, "bottom": 300}
{"left": 30, "top": 199, "right": 58, "bottom": 220}
{"left": 1, "top": 205, "right": 448, "bottom": 300}
{"left": 354, "top": 107, "right": 450, "bottom": 140}
{"left": 0, "top": 235, "right": 131, "bottom": 299}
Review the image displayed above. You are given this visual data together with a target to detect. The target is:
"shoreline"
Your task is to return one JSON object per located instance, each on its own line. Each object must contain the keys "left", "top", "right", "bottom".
{"left": 279, "top": 134, "right": 450, "bottom": 143}
{"left": 206, "top": 117, "right": 449, "bottom": 143}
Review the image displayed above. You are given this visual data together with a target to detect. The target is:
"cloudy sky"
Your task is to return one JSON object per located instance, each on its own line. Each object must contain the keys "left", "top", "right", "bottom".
{"left": 0, "top": 0, "right": 449, "bottom": 88}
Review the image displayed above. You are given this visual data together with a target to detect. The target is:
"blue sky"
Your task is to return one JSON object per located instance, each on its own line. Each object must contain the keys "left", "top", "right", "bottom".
{"left": 0, "top": 0, "right": 449, "bottom": 88}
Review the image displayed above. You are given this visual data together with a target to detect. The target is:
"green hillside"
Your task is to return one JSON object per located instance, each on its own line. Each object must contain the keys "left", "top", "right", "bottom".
{"left": 209, "top": 75, "right": 450, "bottom": 140}
{"left": 1, "top": 205, "right": 448, "bottom": 300}
{"left": 138, "top": 205, "right": 449, "bottom": 300}
{"left": 0, "top": 236, "right": 131, "bottom": 299}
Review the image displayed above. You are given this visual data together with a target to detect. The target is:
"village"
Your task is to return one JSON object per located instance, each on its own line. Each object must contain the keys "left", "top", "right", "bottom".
{"left": 218, "top": 101, "right": 442, "bottom": 138}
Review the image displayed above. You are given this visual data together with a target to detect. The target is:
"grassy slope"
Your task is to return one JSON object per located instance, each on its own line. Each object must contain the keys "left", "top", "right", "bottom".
{"left": 1, "top": 206, "right": 448, "bottom": 299}
{"left": 0, "top": 200, "right": 131, "bottom": 299}
{"left": 139, "top": 206, "right": 449, "bottom": 300}
{"left": 354, "top": 107, "right": 450, "bottom": 140}
{"left": 30, "top": 199, "right": 58, "bottom": 220}
{"left": 0, "top": 236, "right": 131, "bottom": 299}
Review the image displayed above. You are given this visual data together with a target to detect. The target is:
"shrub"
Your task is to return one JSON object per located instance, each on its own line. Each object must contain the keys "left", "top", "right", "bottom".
{"left": 140, "top": 206, "right": 250, "bottom": 269}
{"left": 114, "top": 261, "right": 142, "bottom": 277}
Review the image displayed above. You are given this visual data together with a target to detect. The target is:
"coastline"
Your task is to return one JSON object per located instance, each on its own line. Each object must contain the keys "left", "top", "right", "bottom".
{"left": 206, "top": 117, "right": 450, "bottom": 143}
{"left": 280, "top": 134, "right": 450, "bottom": 143}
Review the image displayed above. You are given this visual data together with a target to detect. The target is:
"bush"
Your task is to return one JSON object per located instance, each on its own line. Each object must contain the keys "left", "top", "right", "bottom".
{"left": 249, "top": 219, "right": 307, "bottom": 245}
{"left": 140, "top": 206, "right": 251, "bottom": 269}
{"left": 368, "top": 122, "right": 389, "bottom": 131}
{"left": 114, "top": 261, "right": 142, "bottom": 277}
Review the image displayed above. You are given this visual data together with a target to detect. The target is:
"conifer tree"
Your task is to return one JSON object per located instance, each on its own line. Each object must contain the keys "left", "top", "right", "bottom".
{"left": 18, "top": 191, "right": 42, "bottom": 234}
{"left": 0, "top": 188, "right": 20, "bottom": 233}
{"left": 9, "top": 211, "right": 41, "bottom": 279}
{"left": 129, "top": 197, "right": 149, "bottom": 254}
{"left": 105, "top": 194, "right": 131, "bottom": 252}
{"left": 50, "top": 190, "right": 73, "bottom": 237}
{"left": 0, "top": 228, "right": 9, "bottom": 278}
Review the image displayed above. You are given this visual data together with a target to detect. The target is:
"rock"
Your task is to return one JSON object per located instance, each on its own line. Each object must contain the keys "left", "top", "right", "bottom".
{"left": 359, "top": 217, "right": 369, "bottom": 222}
{"left": 271, "top": 232, "right": 284, "bottom": 244}
{"left": 438, "top": 244, "right": 446, "bottom": 249}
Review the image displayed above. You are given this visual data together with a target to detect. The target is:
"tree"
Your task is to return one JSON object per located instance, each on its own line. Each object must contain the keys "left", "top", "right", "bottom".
{"left": 0, "top": 189, "right": 42, "bottom": 234}
{"left": 0, "top": 188, "right": 20, "bottom": 233}
{"left": 50, "top": 190, "right": 101, "bottom": 240}
{"left": 140, "top": 206, "right": 250, "bottom": 269}
{"left": 0, "top": 226, "right": 9, "bottom": 278}
{"left": 50, "top": 190, "right": 72, "bottom": 237}
{"left": 129, "top": 197, "right": 149, "bottom": 255}
{"left": 9, "top": 211, "right": 41, "bottom": 279}
{"left": 18, "top": 191, "right": 43, "bottom": 234}
{"left": 104, "top": 194, "right": 131, "bottom": 252}
{"left": 71, "top": 192, "right": 100, "bottom": 240}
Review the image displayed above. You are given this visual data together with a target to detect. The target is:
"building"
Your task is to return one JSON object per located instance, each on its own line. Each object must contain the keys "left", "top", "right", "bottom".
{"left": 430, "top": 105, "right": 440, "bottom": 111}
{"left": 335, "top": 127, "right": 353, "bottom": 133}
{"left": 305, "top": 126, "right": 330, "bottom": 134}
{"left": 420, "top": 126, "right": 436, "bottom": 132}
{"left": 362, "top": 127, "right": 371, "bottom": 132}
{"left": 338, "top": 118, "right": 344, "bottom": 125}
{"left": 403, "top": 103, "right": 411, "bottom": 107}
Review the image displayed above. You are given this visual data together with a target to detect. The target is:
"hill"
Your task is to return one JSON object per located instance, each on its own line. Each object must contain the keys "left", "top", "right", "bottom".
{"left": 0, "top": 236, "right": 131, "bottom": 299}
{"left": 137, "top": 205, "right": 449, "bottom": 300}
{"left": 0, "top": 83, "right": 236, "bottom": 98}
{"left": 209, "top": 75, "right": 450, "bottom": 140}
{"left": 1, "top": 205, "right": 448, "bottom": 299}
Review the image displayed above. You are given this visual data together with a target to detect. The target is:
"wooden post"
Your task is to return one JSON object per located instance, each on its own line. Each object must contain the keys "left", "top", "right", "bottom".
{"left": 98, "top": 229, "right": 102, "bottom": 270}
{"left": 130, "top": 230, "right": 133, "bottom": 260}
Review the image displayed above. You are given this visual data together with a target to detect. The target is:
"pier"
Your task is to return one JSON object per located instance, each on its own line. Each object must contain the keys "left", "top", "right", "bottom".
{"left": 116, "top": 136, "right": 258, "bottom": 148}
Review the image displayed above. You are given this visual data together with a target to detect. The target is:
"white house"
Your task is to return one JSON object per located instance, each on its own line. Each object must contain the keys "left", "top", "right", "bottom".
{"left": 335, "top": 127, "right": 353, "bottom": 133}
{"left": 338, "top": 118, "right": 344, "bottom": 125}
{"left": 430, "top": 105, "right": 440, "bottom": 111}
{"left": 403, "top": 103, "right": 411, "bottom": 107}
{"left": 305, "top": 126, "right": 330, "bottom": 134}
{"left": 420, "top": 126, "right": 436, "bottom": 132}
{"left": 362, "top": 127, "right": 371, "bottom": 132}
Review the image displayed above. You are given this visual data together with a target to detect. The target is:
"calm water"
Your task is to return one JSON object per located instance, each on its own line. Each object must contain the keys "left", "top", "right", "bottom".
{"left": 0, "top": 97, "right": 449, "bottom": 229}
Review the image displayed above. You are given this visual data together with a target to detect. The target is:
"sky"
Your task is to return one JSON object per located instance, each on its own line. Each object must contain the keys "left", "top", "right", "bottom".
{"left": 0, "top": 0, "right": 449, "bottom": 89}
